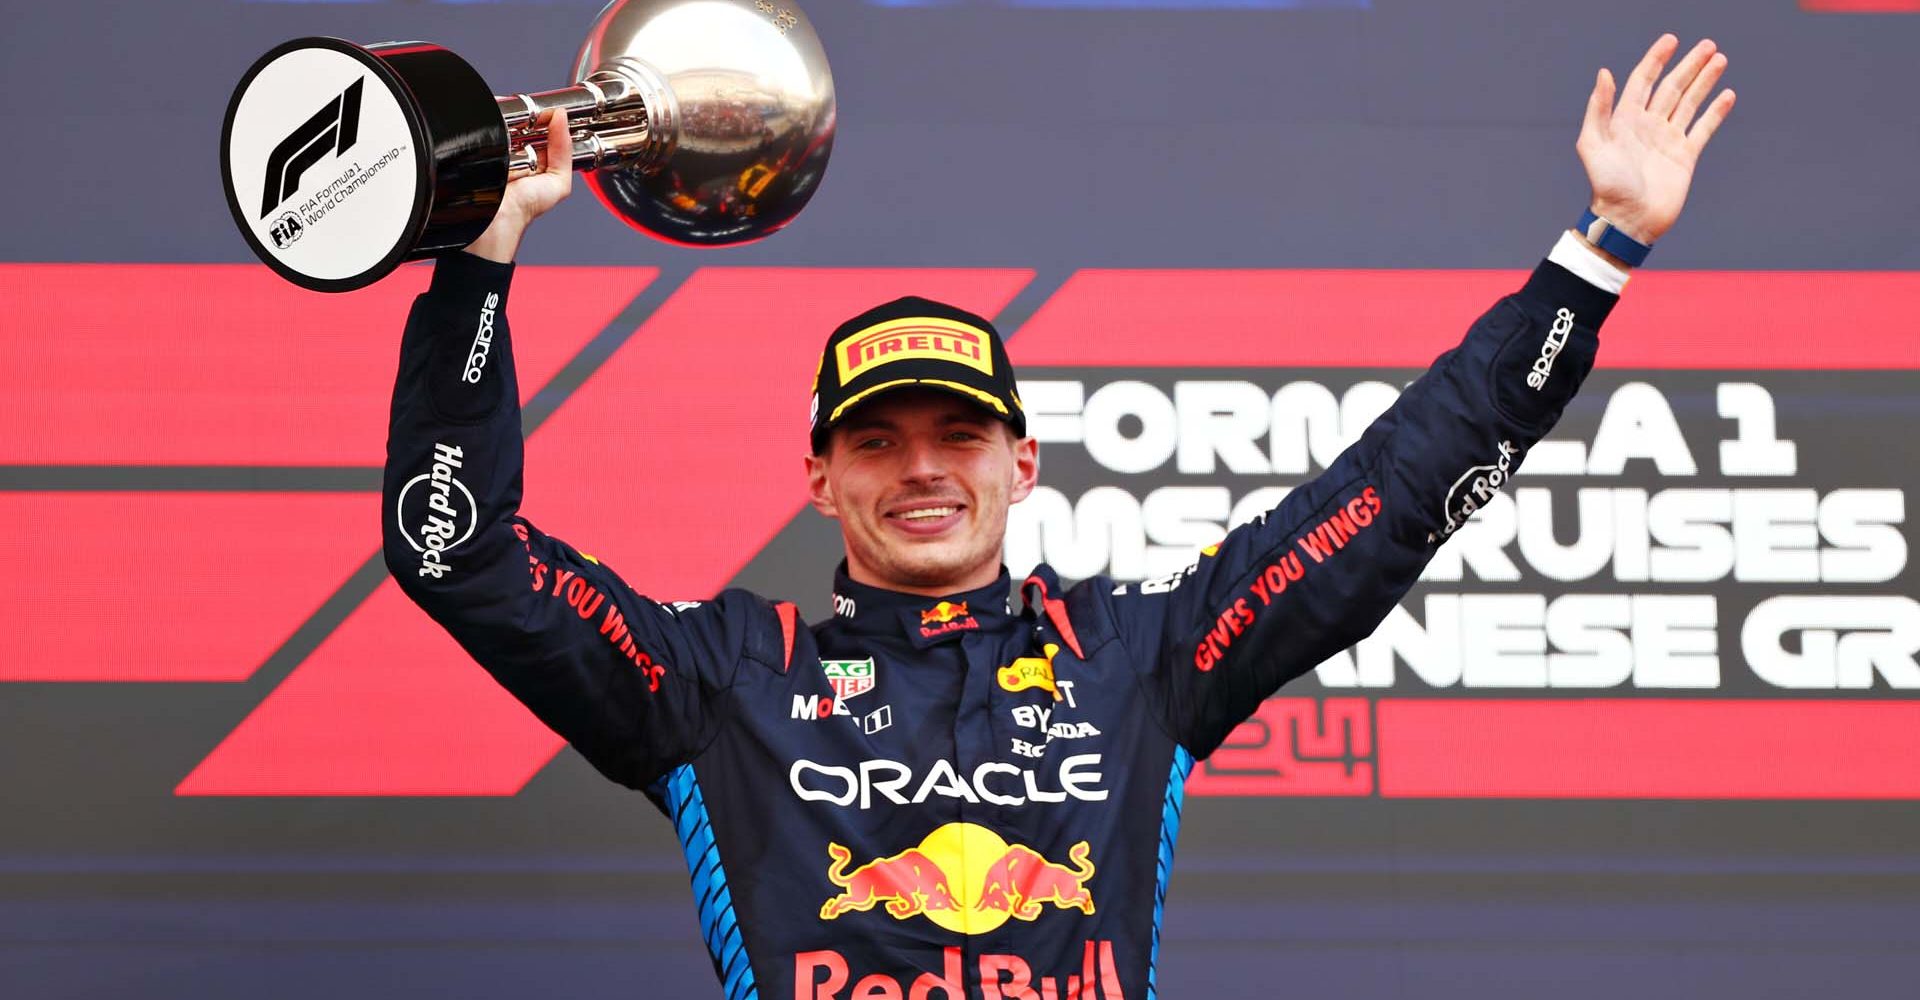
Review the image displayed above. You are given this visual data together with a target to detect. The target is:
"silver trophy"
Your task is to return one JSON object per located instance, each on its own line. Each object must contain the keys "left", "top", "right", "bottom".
{"left": 220, "top": 0, "right": 835, "bottom": 292}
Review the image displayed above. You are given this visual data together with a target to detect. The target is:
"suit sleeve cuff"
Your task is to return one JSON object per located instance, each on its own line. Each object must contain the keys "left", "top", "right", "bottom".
{"left": 1547, "top": 230, "right": 1631, "bottom": 295}
{"left": 1520, "top": 246, "right": 1622, "bottom": 330}
{"left": 428, "top": 251, "right": 516, "bottom": 309}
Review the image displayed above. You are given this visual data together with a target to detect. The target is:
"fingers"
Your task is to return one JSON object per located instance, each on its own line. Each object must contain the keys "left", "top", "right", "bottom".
{"left": 1671, "top": 50, "right": 1728, "bottom": 126}
{"left": 545, "top": 107, "right": 574, "bottom": 194}
{"left": 1650, "top": 38, "right": 1717, "bottom": 119}
{"left": 1617, "top": 33, "right": 1679, "bottom": 113}
{"left": 1686, "top": 89, "right": 1737, "bottom": 156}
{"left": 1580, "top": 67, "right": 1615, "bottom": 145}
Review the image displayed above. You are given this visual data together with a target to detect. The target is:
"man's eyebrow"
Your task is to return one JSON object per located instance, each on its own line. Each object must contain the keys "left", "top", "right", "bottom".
{"left": 838, "top": 415, "right": 899, "bottom": 434}
{"left": 839, "top": 407, "right": 991, "bottom": 434}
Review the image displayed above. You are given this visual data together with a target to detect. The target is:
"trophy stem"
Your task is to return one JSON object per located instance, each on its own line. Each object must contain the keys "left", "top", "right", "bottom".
{"left": 497, "top": 73, "right": 652, "bottom": 179}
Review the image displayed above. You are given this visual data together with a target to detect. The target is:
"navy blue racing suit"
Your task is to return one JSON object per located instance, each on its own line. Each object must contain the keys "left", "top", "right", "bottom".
{"left": 383, "top": 246, "right": 1618, "bottom": 1000}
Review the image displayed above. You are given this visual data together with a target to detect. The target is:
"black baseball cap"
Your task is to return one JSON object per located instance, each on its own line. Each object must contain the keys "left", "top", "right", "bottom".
{"left": 809, "top": 296, "right": 1026, "bottom": 453}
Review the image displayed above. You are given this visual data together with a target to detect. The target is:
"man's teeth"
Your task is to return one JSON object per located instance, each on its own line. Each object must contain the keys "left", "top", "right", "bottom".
{"left": 898, "top": 507, "right": 958, "bottom": 521}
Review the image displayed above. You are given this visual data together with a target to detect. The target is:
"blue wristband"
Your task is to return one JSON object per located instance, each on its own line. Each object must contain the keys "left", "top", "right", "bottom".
{"left": 1577, "top": 209, "right": 1652, "bottom": 267}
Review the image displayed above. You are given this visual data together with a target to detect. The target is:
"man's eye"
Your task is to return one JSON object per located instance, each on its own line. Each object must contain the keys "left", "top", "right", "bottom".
{"left": 948, "top": 430, "right": 980, "bottom": 442}
{"left": 857, "top": 437, "right": 890, "bottom": 450}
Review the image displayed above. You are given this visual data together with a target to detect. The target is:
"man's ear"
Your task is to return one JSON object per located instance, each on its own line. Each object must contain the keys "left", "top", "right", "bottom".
{"left": 806, "top": 451, "right": 839, "bottom": 519}
{"left": 1009, "top": 437, "right": 1039, "bottom": 504}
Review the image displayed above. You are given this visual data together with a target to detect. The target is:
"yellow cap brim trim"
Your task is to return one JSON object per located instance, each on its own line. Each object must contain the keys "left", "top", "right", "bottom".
{"left": 828, "top": 377, "right": 1012, "bottom": 425}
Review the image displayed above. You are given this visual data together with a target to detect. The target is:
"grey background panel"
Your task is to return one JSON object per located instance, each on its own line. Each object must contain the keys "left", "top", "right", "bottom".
{"left": 3, "top": 1, "right": 1915, "bottom": 268}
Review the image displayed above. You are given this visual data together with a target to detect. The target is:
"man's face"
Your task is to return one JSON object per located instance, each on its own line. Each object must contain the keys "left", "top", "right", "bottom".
{"left": 806, "top": 389, "right": 1039, "bottom": 595}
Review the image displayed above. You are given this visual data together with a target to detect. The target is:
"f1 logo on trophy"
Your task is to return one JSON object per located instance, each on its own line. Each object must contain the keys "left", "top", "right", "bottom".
{"left": 219, "top": 0, "right": 836, "bottom": 292}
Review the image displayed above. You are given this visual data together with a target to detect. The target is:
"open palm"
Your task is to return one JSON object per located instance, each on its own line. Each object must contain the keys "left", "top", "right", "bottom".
{"left": 1577, "top": 35, "right": 1736, "bottom": 245}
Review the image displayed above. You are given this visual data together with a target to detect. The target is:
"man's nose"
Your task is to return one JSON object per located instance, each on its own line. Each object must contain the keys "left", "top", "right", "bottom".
{"left": 898, "top": 436, "right": 948, "bottom": 483}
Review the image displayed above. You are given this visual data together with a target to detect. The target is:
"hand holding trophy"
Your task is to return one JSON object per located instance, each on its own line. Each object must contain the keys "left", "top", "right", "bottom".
{"left": 219, "top": 0, "right": 835, "bottom": 292}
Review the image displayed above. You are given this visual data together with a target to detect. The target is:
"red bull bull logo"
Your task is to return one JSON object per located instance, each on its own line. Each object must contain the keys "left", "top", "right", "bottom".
{"left": 918, "top": 600, "right": 980, "bottom": 639}
{"left": 818, "top": 844, "right": 959, "bottom": 920}
{"left": 820, "top": 823, "right": 1095, "bottom": 934}
{"left": 974, "top": 842, "right": 1094, "bottom": 919}
{"left": 920, "top": 600, "right": 969, "bottom": 625}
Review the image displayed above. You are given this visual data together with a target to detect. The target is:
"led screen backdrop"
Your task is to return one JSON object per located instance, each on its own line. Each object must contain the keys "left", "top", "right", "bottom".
{"left": 3, "top": 1, "right": 1919, "bottom": 998}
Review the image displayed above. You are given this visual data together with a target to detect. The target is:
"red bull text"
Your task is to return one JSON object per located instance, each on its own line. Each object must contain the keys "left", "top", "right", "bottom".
{"left": 917, "top": 599, "right": 979, "bottom": 639}
{"left": 795, "top": 940, "right": 1125, "bottom": 1000}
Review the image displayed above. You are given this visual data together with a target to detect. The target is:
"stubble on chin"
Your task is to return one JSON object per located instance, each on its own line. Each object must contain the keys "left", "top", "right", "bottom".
{"left": 856, "top": 531, "right": 984, "bottom": 591}
{"left": 875, "top": 542, "right": 965, "bottom": 589}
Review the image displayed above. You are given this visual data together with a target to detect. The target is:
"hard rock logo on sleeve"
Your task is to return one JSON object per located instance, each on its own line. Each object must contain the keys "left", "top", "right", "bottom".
{"left": 1432, "top": 440, "right": 1520, "bottom": 543}
{"left": 395, "top": 442, "right": 477, "bottom": 578}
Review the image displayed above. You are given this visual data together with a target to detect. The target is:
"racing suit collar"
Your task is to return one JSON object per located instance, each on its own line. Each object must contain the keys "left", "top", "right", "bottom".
{"left": 829, "top": 562, "right": 1014, "bottom": 647}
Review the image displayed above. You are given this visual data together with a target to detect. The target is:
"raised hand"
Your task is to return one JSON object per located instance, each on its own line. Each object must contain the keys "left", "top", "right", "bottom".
{"left": 1576, "top": 34, "right": 1736, "bottom": 246}
{"left": 465, "top": 107, "right": 575, "bottom": 264}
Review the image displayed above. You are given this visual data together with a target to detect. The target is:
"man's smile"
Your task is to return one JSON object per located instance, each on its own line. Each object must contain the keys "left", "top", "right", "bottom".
{"left": 885, "top": 501, "right": 968, "bottom": 536}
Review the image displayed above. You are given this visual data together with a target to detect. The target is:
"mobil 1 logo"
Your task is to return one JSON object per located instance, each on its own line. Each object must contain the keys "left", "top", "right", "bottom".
{"left": 222, "top": 39, "right": 424, "bottom": 291}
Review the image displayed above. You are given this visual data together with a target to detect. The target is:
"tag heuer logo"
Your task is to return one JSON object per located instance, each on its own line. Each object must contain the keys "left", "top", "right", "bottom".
{"left": 821, "top": 658, "right": 876, "bottom": 701}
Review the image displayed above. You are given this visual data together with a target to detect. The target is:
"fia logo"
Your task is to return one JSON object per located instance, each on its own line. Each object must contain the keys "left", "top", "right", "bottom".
{"left": 267, "top": 212, "right": 305, "bottom": 249}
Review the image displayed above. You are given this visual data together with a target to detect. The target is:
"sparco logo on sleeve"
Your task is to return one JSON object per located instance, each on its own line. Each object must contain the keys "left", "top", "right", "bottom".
{"left": 260, "top": 77, "right": 364, "bottom": 219}
{"left": 463, "top": 292, "right": 500, "bottom": 383}
{"left": 1527, "top": 308, "right": 1576, "bottom": 390}
{"left": 396, "top": 442, "right": 477, "bottom": 578}
{"left": 1432, "top": 440, "right": 1519, "bottom": 542}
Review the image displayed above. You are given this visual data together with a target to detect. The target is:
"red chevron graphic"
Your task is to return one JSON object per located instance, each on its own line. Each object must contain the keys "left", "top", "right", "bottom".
{"left": 0, "top": 492, "right": 374, "bottom": 681}
{"left": 1378, "top": 700, "right": 1920, "bottom": 798}
{"left": 1801, "top": 1, "right": 1920, "bottom": 11}
{"left": 176, "top": 268, "right": 1034, "bottom": 795}
{"left": 0, "top": 265, "right": 648, "bottom": 685}
{"left": 1007, "top": 269, "right": 1920, "bottom": 368}
{"left": 1181, "top": 697, "right": 1920, "bottom": 799}
{"left": 0, "top": 263, "right": 650, "bottom": 465}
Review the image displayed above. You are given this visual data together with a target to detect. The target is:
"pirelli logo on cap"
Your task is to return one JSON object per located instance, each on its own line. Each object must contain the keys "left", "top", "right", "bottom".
{"left": 837, "top": 317, "right": 993, "bottom": 385}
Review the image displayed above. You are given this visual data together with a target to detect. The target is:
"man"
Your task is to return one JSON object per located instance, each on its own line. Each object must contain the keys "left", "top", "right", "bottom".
{"left": 383, "top": 35, "right": 1733, "bottom": 1000}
